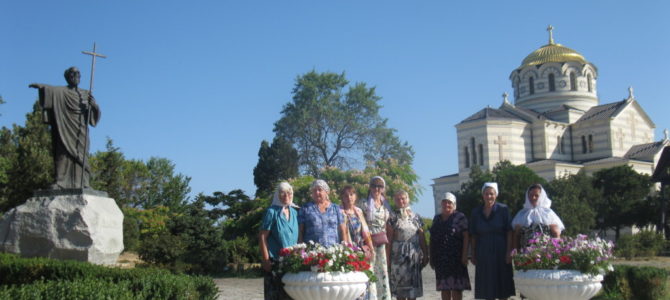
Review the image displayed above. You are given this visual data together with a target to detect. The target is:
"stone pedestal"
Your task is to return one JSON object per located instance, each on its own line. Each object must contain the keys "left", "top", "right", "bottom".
{"left": 0, "top": 189, "right": 124, "bottom": 265}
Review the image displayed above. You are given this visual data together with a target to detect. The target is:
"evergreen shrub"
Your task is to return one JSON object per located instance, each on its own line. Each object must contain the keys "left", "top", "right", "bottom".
{"left": 0, "top": 253, "right": 218, "bottom": 299}
{"left": 595, "top": 265, "right": 669, "bottom": 300}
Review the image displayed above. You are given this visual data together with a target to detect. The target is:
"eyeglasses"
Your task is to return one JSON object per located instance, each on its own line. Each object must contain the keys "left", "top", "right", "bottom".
{"left": 370, "top": 184, "right": 384, "bottom": 189}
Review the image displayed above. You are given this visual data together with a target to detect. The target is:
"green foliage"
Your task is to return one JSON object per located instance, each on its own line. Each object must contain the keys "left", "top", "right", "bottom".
{"left": 253, "top": 137, "right": 299, "bottom": 198}
{"left": 0, "top": 102, "right": 52, "bottom": 212}
{"left": 615, "top": 231, "right": 668, "bottom": 259}
{"left": 596, "top": 265, "right": 669, "bottom": 300}
{"left": 593, "top": 165, "right": 652, "bottom": 239}
{"left": 90, "top": 143, "right": 191, "bottom": 210}
{"left": 287, "top": 159, "right": 421, "bottom": 207}
{"left": 546, "top": 171, "right": 598, "bottom": 236}
{"left": 492, "top": 161, "right": 546, "bottom": 215}
{"left": 456, "top": 165, "right": 494, "bottom": 218}
{"left": 273, "top": 70, "right": 414, "bottom": 175}
{"left": 0, "top": 253, "right": 219, "bottom": 299}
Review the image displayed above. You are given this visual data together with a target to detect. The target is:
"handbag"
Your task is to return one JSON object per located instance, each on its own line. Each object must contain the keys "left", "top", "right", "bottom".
{"left": 371, "top": 231, "right": 389, "bottom": 246}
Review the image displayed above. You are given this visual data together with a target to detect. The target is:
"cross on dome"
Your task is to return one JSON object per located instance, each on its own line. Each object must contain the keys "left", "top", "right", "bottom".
{"left": 547, "top": 25, "right": 555, "bottom": 45}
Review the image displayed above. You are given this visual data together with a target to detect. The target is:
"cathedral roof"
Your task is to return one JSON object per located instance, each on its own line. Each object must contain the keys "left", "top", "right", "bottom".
{"left": 625, "top": 140, "right": 669, "bottom": 161}
{"left": 575, "top": 100, "right": 627, "bottom": 123}
{"left": 519, "top": 26, "right": 588, "bottom": 68}
{"left": 460, "top": 107, "right": 527, "bottom": 124}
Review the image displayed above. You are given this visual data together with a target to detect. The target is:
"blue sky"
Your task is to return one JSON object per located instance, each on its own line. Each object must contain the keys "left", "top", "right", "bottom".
{"left": 2, "top": 1, "right": 669, "bottom": 217}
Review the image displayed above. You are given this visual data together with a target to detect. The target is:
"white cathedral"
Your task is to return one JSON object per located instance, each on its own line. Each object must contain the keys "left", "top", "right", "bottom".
{"left": 432, "top": 26, "right": 669, "bottom": 212}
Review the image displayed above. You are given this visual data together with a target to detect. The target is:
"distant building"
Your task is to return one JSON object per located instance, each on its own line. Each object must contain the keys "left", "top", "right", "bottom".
{"left": 432, "top": 26, "right": 669, "bottom": 213}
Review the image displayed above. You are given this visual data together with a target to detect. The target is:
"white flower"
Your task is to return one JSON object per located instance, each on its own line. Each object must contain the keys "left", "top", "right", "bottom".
{"left": 311, "top": 265, "right": 319, "bottom": 272}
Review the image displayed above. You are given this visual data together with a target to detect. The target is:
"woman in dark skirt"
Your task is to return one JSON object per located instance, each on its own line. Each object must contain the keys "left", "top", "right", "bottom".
{"left": 430, "top": 192, "right": 471, "bottom": 300}
{"left": 469, "top": 182, "right": 515, "bottom": 300}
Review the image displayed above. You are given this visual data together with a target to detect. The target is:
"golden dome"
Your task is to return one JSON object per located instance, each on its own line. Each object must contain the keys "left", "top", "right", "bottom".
{"left": 520, "top": 42, "right": 587, "bottom": 67}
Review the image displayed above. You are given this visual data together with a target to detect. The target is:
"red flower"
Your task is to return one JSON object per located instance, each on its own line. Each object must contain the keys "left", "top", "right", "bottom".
{"left": 303, "top": 257, "right": 314, "bottom": 265}
{"left": 559, "top": 255, "right": 571, "bottom": 264}
{"left": 279, "top": 248, "right": 291, "bottom": 256}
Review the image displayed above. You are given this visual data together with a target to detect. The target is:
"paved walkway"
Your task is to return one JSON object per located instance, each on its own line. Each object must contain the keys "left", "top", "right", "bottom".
{"left": 215, "top": 265, "right": 521, "bottom": 300}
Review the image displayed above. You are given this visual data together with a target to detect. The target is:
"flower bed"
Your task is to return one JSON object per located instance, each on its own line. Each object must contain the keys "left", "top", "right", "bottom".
{"left": 511, "top": 233, "right": 615, "bottom": 276}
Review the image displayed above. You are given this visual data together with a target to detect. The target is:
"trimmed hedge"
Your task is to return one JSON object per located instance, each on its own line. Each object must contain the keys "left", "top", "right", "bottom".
{"left": 595, "top": 265, "right": 669, "bottom": 300}
{"left": 0, "top": 253, "right": 218, "bottom": 300}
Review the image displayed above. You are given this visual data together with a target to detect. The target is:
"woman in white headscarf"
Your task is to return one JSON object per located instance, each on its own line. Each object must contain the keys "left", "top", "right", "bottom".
{"left": 259, "top": 182, "right": 299, "bottom": 300}
{"left": 512, "top": 183, "right": 564, "bottom": 249}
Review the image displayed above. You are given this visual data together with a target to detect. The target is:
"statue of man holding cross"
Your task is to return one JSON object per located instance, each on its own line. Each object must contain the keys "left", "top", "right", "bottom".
{"left": 28, "top": 44, "right": 106, "bottom": 190}
{"left": 29, "top": 66, "right": 101, "bottom": 189}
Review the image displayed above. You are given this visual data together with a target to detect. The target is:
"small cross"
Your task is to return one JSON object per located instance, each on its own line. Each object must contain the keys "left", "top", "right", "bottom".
{"left": 547, "top": 25, "right": 555, "bottom": 44}
{"left": 493, "top": 135, "right": 507, "bottom": 161}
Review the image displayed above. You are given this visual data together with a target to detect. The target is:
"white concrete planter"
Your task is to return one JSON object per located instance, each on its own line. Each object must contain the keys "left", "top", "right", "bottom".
{"left": 282, "top": 271, "right": 368, "bottom": 300}
{"left": 514, "top": 269, "right": 603, "bottom": 300}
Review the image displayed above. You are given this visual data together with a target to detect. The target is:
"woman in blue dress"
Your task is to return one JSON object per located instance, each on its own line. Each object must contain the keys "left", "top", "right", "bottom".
{"left": 298, "top": 179, "right": 350, "bottom": 246}
{"left": 259, "top": 182, "right": 299, "bottom": 300}
{"left": 469, "top": 182, "right": 515, "bottom": 300}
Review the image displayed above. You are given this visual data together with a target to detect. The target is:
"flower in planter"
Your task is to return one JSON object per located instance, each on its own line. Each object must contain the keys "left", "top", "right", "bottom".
{"left": 276, "top": 241, "right": 377, "bottom": 282}
{"left": 511, "top": 232, "right": 615, "bottom": 276}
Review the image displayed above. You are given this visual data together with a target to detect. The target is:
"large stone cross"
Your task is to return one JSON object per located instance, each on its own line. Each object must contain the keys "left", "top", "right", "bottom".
{"left": 616, "top": 128, "right": 625, "bottom": 150}
{"left": 494, "top": 135, "right": 507, "bottom": 161}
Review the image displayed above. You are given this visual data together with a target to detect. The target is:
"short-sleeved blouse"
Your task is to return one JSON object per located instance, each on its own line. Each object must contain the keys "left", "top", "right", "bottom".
{"left": 260, "top": 205, "right": 299, "bottom": 259}
{"left": 299, "top": 201, "right": 344, "bottom": 246}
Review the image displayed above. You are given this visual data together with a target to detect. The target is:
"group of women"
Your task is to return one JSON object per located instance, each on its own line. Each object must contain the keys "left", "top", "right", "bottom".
{"left": 259, "top": 177, "right": 564, "bottom": 300}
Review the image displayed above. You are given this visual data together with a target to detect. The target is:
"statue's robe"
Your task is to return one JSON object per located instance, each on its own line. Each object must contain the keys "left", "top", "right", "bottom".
{"left": 36, "top": 85, "right": 101, "bottom": 189}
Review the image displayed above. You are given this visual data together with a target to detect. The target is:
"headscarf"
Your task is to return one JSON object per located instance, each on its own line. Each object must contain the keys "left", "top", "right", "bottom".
{"left": 511, "top": 184, "right": 565, "bottom": 231}
{"left": 441, "top": 192, "right": 457, "bottom": 209}
{"left": 271, "top": 182, "right": 299, "bottom": 208}
{"left": 310, "top": 179, "right": 330, "bottom": 193}
{"left": 366, "top": 176, "right": 391, "bottom": 222}
{"left": 394, "top": 190, "right": 412, "bottom": 220}
{"left": 481, "top": 182, "right": 498, "bottom": 195}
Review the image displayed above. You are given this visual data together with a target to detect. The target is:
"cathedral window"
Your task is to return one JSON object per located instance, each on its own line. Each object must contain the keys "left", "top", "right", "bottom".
{"left": 471, "top": 138, "right": 477, "bottom": 165}
{"left": 478, "top": 144, "right": 484, "bottom": 165}
{"left": 570, "top": 72, "right": 577, "bottom": 91}
{"left": 587, "top": 74, "right": 593, "bottom": 92}
{"left": 581, "top": 136, "right": 587, "bottom": 153}
{"left": 560, "top": 135, "right": 565, "bottom": 154}
{"left": 464, "top": 147, "right": 470, "bottom": 168}
{"left": 548, "top": 73, "right": 555, "bottom": 91}
{"left": 529, "top": 77, "right": 535, "bottom": 95}
{"left": 588, "top": 134, "right": 594, "bottom": 153}
{"left": 557, "top": 136, "right": 562, "bottom": 154}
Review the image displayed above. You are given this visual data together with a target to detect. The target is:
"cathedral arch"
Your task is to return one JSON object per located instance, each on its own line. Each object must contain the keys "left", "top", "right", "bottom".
{"left": 587, "top": 74, "right": 593, "bottom": 92}
{"left": 570, "top": 72, "right": 577, "bottom": 91}
{"left": 548, "top": 73, "right": 556, "bottom": 91}
{"left": 529, "top": 77, "right": 535, "bottom": 95}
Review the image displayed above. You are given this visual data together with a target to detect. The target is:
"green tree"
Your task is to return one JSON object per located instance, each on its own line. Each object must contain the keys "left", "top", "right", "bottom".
{"left": 136, "top": 157, "right": 191, "bottom": 209}
{"left": 545, "top": 172, "right": 598, "bottom": 236}
{"left": 492, "top": 161, "right": 546, "bottom": 215}
{"left": 0, "top": 102, "right": 52, "bottom": 212}
{"left": 274, "top": 70, "right": 414, "bottom": 175}
{"left": 455, "top": 165, "right": 494, "bottom": 219}
{"left": 253, "top": 136, "right": 299, "bottom": 198}
{"left": 90, "top": 138, "right": 125, "bottom": 201}
{"left": 592, "top": 165, "right": 652, "bottom": 240}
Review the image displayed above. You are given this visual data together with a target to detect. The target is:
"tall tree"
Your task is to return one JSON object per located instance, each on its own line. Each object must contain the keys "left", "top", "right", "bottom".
{"left": 90, "top": 138, "right": 125, "bottom": 201}
{"left": 455, "top": 165, "right": 494, "bottom": 219}
{"left": 137, "top": 157, "right": 192, "bottom": 209}
{"left": 0, "top": 102, "right": 52, "bottom": 212}
{"left": 492, "top": 161, "right": 546, "bottom": 215}
{"left": 546, "top": 172, "right": 598, "bottom": 236}
{"left": 252, "top": 136, "right": 299, "bottom": 197}
{"left": 274, "top": 70, "right": 414, "bottom": 175}
{"left": 592, "top": 165, "right": 652, "bottom": 240}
